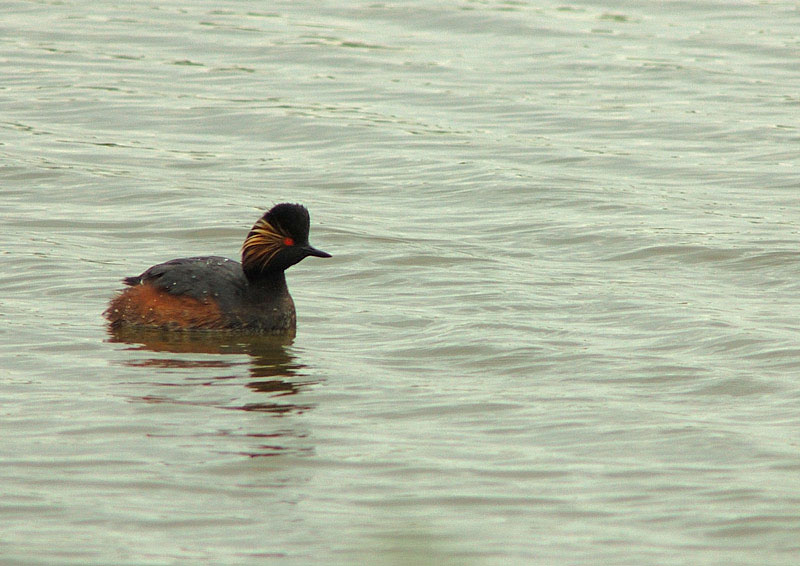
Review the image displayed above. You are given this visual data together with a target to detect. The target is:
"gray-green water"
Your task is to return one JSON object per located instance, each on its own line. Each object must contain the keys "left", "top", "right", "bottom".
{"left": 2, "top": 1, "right": 800, "bottom": 564}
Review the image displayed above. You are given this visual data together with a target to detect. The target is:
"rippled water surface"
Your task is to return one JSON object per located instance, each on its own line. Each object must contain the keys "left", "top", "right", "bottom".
{"left": 3, "top": 1, "right": 800, "bottom": 564}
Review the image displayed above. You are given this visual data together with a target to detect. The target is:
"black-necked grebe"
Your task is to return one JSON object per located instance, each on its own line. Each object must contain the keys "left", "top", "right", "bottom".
{"left": 104, "top": 203, "right": 330, "bottom": 334}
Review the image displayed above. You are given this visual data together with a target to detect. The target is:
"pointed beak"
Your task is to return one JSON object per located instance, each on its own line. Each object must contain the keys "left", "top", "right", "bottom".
{"left": 303, "top": 244, "right": 331, "bottom": 258}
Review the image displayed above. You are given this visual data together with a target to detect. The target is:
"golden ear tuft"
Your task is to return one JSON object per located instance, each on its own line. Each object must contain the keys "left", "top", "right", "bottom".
{"left": 241, "top": 217, "right": 292, "bottom": 273}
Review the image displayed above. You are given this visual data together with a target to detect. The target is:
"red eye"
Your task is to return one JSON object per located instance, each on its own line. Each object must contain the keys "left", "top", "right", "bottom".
{"left": 283, "top": 237, "right": 295, "bottom": 246}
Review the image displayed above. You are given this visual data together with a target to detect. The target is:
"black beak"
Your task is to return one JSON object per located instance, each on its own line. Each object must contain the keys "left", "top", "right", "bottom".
{"left": 303, "top": 244, "right": 331, "bottom": 258}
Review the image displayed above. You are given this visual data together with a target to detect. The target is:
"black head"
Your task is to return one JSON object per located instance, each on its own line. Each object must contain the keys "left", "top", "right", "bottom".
{"left": 241, "top": 203, "right": 330, "bottom": 280}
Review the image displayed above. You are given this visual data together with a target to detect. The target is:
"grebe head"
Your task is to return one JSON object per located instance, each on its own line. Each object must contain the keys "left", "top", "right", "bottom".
{"left": 242, "top": 203, "right": 330, "bottom": 280}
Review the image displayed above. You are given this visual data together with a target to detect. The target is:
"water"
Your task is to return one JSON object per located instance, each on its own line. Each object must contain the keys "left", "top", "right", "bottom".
{"left": 2, "top": 1, "right": 800, "bottom": 564}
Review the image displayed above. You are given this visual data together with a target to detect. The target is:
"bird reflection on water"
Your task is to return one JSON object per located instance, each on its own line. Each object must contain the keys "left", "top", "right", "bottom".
{"left": 108, "top": 327, "right": 319, "bottom": 457}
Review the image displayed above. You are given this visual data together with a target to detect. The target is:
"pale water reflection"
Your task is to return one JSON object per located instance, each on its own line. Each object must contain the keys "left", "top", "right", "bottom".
{"left": 109, "top": 328, "right": 318, "bottom": 456}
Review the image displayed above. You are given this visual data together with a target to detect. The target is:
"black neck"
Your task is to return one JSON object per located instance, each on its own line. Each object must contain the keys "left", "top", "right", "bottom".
{"left": 245, "top": 268, "right": 289, "bottom": 296}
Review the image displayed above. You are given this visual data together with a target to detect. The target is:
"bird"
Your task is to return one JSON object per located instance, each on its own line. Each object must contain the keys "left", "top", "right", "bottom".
{"left": 104, "top": 203, "right": 330, "bottom": 335}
